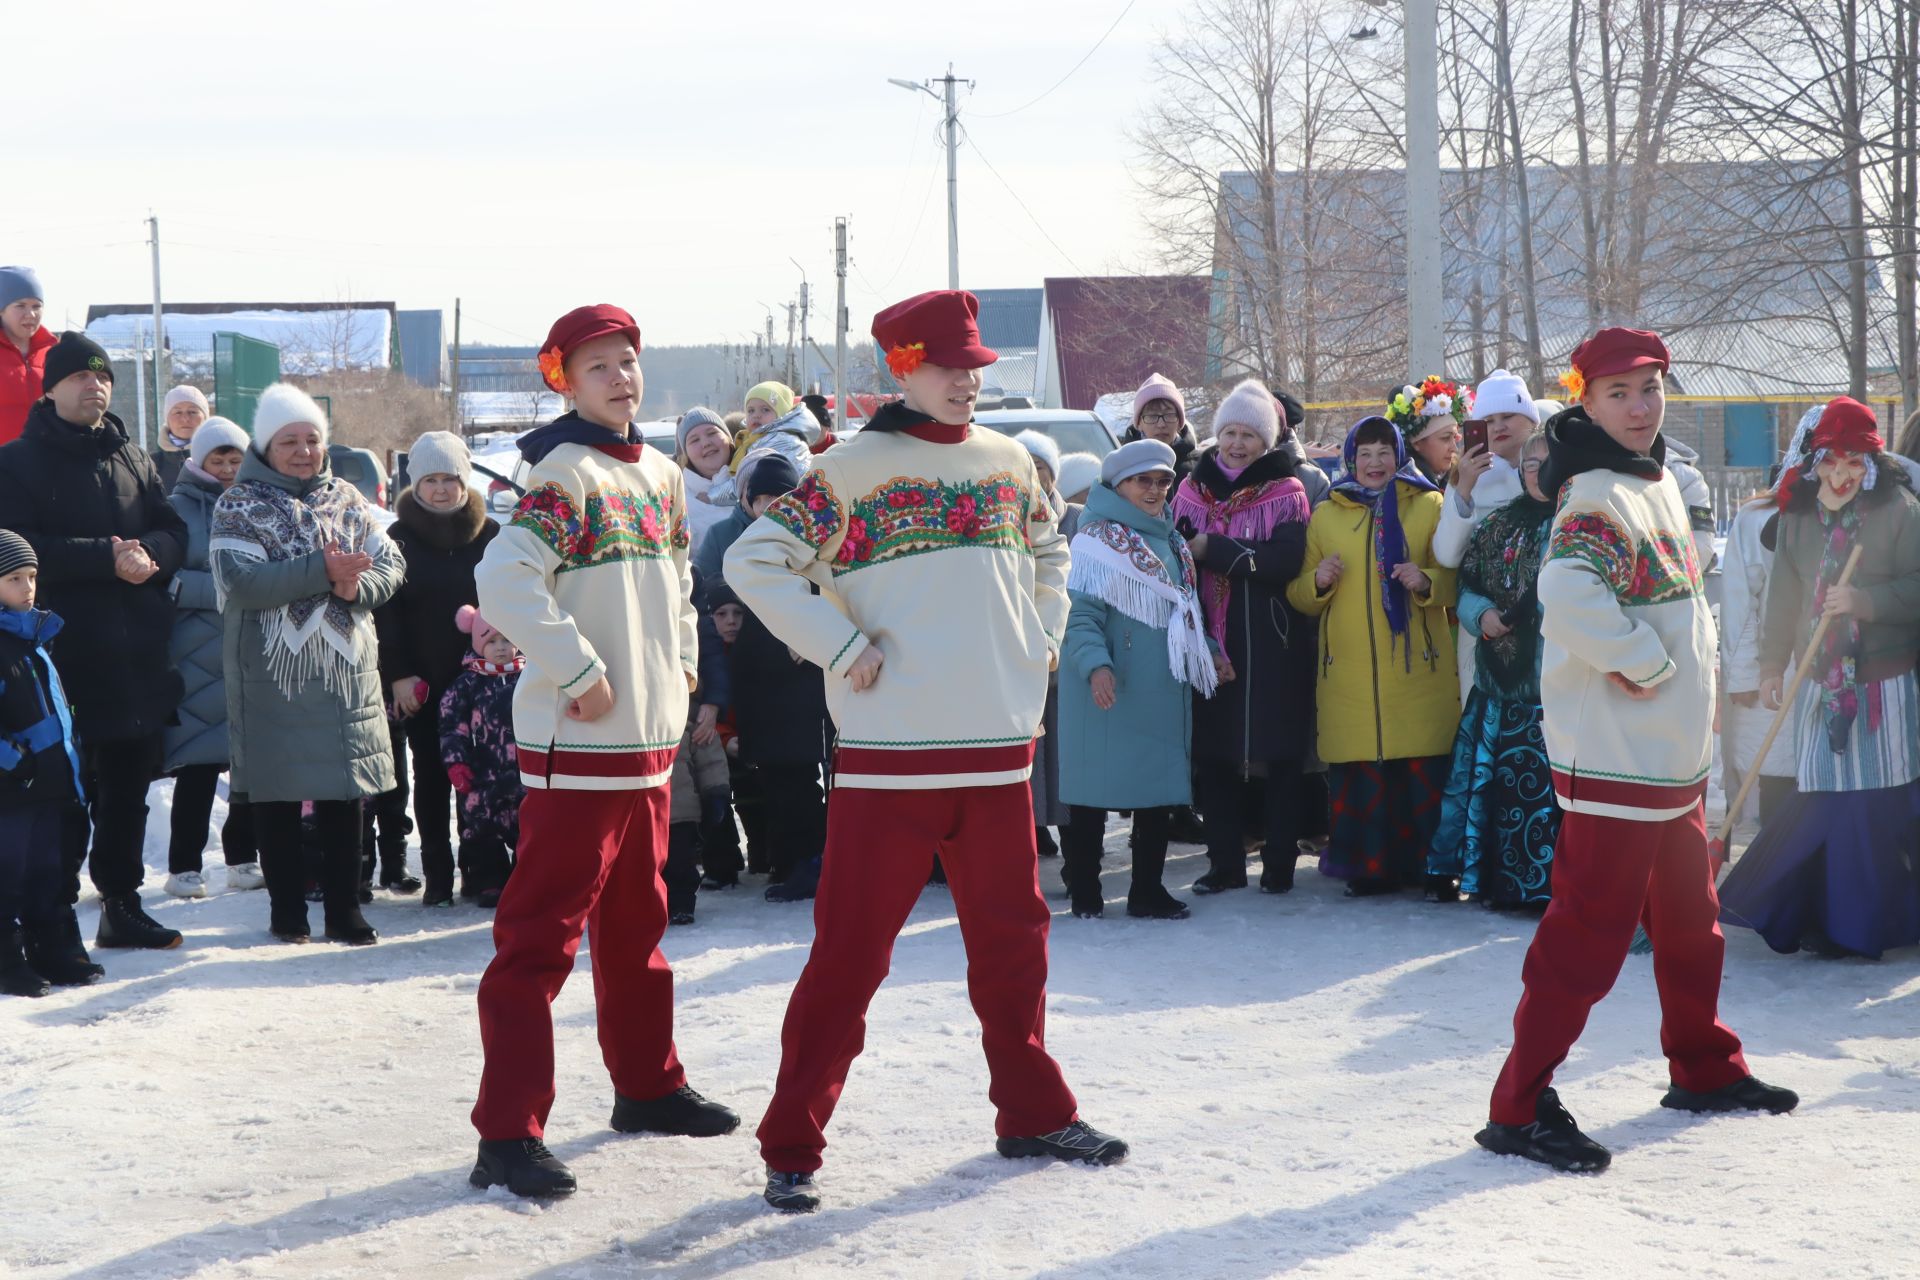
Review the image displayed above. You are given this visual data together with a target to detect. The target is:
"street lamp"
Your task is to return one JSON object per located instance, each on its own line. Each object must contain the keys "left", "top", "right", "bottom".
{"left": 890, "top": 67, "right": 964, "bottom": 290}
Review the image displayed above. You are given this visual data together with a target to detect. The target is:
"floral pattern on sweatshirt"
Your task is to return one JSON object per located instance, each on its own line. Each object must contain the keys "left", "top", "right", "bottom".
{"left": 511, "top": 482, "right": 685, "bottom": 573}
{"left": 832, "top": 472, "right": 1031, "bottom": 575}
{"left": 1548, "top": 511, "right": 1701, "bottom": 606}
{"left": 438, "top": 663, "right": 524, "bottom": 843}
{"left": 766, "top": 471, "right": 844, "bottom": 548}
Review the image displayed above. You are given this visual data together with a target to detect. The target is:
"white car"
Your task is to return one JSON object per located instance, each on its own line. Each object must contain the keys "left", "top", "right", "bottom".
{"left": 473, "top": 420, "right": 681, "bottom": 516}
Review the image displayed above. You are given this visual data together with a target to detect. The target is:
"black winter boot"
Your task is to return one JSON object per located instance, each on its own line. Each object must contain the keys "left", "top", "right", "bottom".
{"left": 95, "top": 893, "right": 183, "bottom": 950}
{"left": 1, "top": 928, "right": 51, "bottom": 997}
{"left": 425, "top": 843, "right": 457, "bottom": 908}
{"left": 322, "top": 836, "right": 378, "bottom": 946}
{"left": 1660, "top": 1075, "right": 1799, "bottom": 1115}
{"left": 259, "top": 842, "right": 310, "bottom": 941}
{"left": 22, "top": 908, "right": 105, "bottom": 985}
{"left": 609, "top": 1085, "right": 741, "bottom": 1137}
{"left": 378, "top": 842, "right": 422, "bottom": 894}
{"left": 470, "top": 1138, "right": 576, "bottom": 1197}
{"left": 765, "top": 856, "right": 821, "bottom": 903}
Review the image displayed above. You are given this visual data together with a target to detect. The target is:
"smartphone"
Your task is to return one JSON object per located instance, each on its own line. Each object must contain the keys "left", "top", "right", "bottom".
{"left": 1461, "top": 419, "right": 1489, "bottom": 456}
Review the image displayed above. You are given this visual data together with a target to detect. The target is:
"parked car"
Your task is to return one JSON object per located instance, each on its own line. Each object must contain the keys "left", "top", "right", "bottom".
{"left": 328, "top": 444, "right": 390, "bottom": 509}
{"left": 972, "top": 409, "right": 1118, "bottom": 459}
{"left": 478, "top": 420, "right": 680, "bottom": 516}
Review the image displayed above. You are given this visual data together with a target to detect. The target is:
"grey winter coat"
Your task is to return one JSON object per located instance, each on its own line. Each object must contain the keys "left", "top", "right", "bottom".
{"left": 214, "top": 449, "right": 405, "bottom": 803}
{"left": 163, "top": 466, "right": 231, "bottom": 771}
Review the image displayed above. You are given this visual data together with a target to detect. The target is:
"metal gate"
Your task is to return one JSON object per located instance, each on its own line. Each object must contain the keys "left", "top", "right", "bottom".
{"left": 213, "top": 332, "right": 281, "bottom": 431}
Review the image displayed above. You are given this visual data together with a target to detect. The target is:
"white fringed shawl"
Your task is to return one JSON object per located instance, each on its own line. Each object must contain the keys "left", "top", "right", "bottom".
{"left": 1068, "top": 517, "right": 1218, "bottom": 696}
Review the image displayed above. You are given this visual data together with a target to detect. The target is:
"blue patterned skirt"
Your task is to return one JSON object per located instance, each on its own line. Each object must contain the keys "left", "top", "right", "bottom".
{"left": 1426, "top": 689, "right": 1560, "bottom": 906}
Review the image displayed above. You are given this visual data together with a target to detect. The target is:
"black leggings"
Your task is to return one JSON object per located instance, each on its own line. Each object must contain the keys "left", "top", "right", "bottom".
{"left": 759, "top": 761, "right": 827, "bottom": 882}
{"left": 255, "top": 799, "right": 364, "bottom": 922}
{"left": 63, "top": 734, "right": 164, "bottom": 901}
{"left": 1196, "top": 765, "right": 1306, "bottom": 889}
{"left": 168, "top": 764, "right": 257, "bottom": 874}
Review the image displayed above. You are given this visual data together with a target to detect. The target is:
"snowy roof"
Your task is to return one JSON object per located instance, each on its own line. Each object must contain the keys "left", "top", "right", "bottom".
{"left": 84, "top": 303, "right": 397, "bottom": 376}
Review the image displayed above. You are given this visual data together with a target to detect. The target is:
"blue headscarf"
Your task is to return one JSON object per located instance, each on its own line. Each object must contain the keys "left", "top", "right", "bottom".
{"left": 1330, "top": 416, "right": 1440, "bottom": 656}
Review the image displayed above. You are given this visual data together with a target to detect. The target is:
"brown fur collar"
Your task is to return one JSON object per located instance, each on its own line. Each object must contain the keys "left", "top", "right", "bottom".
{"left": 395, "top": 486, "right": 491, "bottom": 549}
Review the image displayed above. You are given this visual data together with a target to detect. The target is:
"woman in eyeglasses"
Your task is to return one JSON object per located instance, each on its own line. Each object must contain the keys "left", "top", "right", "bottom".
{"left": 1124, "top": 373, "right": 1201, "bottom": 484}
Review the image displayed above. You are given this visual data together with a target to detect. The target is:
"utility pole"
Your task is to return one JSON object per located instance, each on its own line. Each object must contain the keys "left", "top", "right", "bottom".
{"left": 147, "top": 214, "right": 165, "bottom": 448}
{"left": 1404, "top": 0, "right": 1444, "bottom": 379}
{"left": 450, "top": 297, "right": 462, "bottom": 432}
{"left": 790, "top": 256, "right": 811, "bottom": 394}
{"left": 785, "top": 301, "right": 797, "bottom": 388}
{"left": 834, "top": 217, "right": 849, "bottom": 433}
{"left": 890, "top": 67, "right": 969, "bottom": 289}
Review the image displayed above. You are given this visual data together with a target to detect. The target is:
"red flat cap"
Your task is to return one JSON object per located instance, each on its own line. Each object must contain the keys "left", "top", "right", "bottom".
{"left": 540, "top": 304, "right": 641, "bottom": 392}
{"left": 1571, "top": 327, "right": 1670, "bottom": 381}
{"left": 1810, "top": 395, "right": 1883, "bottom": 455}
{"left": 871, "top": 290, "right": 997, "bottom": 374}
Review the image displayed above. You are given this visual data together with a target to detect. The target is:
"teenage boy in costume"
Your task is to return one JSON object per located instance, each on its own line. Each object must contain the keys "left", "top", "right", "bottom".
{"left": 727, "top": 289, "right": 1127, "bottom": 1213}
{"left": 467, "top": 305, "right": 738, "bottom": 1198}
{"left": 1476, "top": 328, "right": 1797, "bottom": 1174}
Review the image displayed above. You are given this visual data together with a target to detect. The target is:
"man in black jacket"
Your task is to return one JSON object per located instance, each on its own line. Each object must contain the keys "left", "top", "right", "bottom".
{"left": 0, "top": 333, "right": 190, "bottom": 949}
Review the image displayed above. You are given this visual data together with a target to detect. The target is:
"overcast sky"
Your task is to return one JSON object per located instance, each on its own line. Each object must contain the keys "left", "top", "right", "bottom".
{"left": 9, "top": 0, "right": 1194, "bottom": 352}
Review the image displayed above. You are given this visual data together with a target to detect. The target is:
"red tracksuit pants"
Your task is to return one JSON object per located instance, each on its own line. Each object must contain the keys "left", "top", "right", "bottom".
{"left": 1489, "top": 802, "right": 1750, "bottom": 1125}
{"left": 757, "top": 782, "right": 1080, "bottom": 1172}
{"left": 472, "top": 785, "right": 686, "bottom": 1140}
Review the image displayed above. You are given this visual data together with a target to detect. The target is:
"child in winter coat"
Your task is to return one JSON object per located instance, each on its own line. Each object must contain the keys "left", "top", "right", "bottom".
{"left": 439, "top": 605, "right": 524, "bottom": 909}
{"left": 663, "top": 699, "right": 732, "bottom": 926}
{"left": 0, "top": 529, "right": 101, "bottom": 996}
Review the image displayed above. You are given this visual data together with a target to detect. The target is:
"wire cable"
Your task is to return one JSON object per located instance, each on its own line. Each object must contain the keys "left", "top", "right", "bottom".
{"left": 970, "top": 0, "right": 1140, "bottom": 119}
{"left": 959, "top": 125, "right": 1086, "bottom": 273}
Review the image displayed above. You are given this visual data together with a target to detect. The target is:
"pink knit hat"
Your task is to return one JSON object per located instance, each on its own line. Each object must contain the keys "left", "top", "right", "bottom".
{"left": 455, "top": 604, "right": 500, "bottom": 655}
{"left": 1132, "top": 372, "right": 1185, "bottom": 425}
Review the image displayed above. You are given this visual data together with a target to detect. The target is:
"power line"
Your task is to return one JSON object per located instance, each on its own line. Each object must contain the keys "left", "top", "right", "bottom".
{"left": 958, "top": 125, "right": 1085, "bottom": 274}
{"left": 970, "top": 0, "right": 1140, "bottom": 119}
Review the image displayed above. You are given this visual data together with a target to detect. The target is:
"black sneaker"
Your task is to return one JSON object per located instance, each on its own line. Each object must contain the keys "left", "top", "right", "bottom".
{"left": 996, "top": 1120, "right": 1129, "bottom": 1166}
{"left": 1474, "top": 1087, "right": 1612, "bottom": 1173}
{"left": 610, "top": 1085, "right": 741, "bottom": 1137}
{"left": 764, "top": 1167, "right": 820, "bottom": 1213}
{"left": 1425, "top": 874, "right": 1462, "bottom": 902}
{"left": 379, "top": 867, "right": 423, "bottom": 895}
{"left": 469, "top": 1138, "right": 577, "bottom": 1197}
{"left": 22, "top": 909, "right": 106, "bottom": 986}
{"left": 1190, "top": 871, "right": 1247, "bottom": 896}
{"left": 669, "top": 910, "right": 696, "bottom": 926}
{"left": 95, "top": 893, "right": 184, "bottom": 950}
{"left": 1343, "top": 877, "right": 1396, "bottom": 898}
{"left": 323, "top": 913, "right": 379, "bottom": 946}
{"left": 1660, "top": 1076, "right": 1799, "bottom": 1115}
{"left": 1258, "top": 869, "right": 1295, "bottom": 895}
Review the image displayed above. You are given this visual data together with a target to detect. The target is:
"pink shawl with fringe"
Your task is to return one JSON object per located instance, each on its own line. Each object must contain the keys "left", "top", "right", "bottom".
{"left": 1170, "top": 470, "right": 1310, "bottom": 652}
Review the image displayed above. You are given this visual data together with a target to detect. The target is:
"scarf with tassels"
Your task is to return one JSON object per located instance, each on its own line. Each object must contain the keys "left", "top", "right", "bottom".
{"left": 1170, "top": 450, "right": 1309, "bottom": 655}
{"left": 1069, "top": 499, "right": 1218, "bottom": 697}
{"left": 462, "top": 653, "right": 526, "bottom": 677}
{"left": 211, "top": 466, "right": 381, "bottom": 702}
{"left": 1329, "top": 417, "right": 1439, "bottom": 662}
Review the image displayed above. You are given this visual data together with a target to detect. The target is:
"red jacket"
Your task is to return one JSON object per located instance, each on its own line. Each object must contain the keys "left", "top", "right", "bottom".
{"left": 0, "top": 327, "right": 55, "bottom": 445}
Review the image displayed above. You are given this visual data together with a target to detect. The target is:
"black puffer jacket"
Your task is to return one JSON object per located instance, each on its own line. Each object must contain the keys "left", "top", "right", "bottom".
{"left": 730, "top": 607, "right": 830, "bottom": 767}
{"left": 375, "top": 487, "right": 499, "bottom": 701}
{"left": 0, "top": 402, "right": 187, "bottom": 742}
{"left": 1179, "top": 450, "right": 1318, "bottom": 765}
{"left": 0, "top": 606, "right": 82, "bottom": 811}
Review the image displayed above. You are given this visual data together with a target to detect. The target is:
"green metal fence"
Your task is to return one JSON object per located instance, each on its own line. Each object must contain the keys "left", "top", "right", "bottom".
{"left": 213, "top": 332, "right": 281, "bottom": 431}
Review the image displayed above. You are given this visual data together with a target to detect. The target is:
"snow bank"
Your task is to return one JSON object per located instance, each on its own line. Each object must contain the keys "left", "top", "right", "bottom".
{"left": 86, "top": 309, "right": 394, "bottom": 377}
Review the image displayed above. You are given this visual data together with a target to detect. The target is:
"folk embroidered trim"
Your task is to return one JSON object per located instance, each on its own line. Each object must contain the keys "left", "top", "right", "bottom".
{"left": 833, "top": 472, "right": 1031, "bottom": 574}
{"left": 511, "top": 482, "right": 681, "bottom": 572}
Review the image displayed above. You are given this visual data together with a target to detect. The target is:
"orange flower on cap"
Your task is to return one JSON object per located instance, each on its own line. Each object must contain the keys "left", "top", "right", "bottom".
{"left": 1558, "top": 367, "right": 1585, "bottom": 401}
{"left": 886, "top": 342, "right": 928, "bottom": 379}
{"left": 538, "top": 347, "right": 570, "bottom": 395}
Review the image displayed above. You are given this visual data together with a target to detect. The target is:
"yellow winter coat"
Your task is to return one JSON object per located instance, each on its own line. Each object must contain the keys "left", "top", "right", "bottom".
{"left": 1286, "top": 483, "right": 1460, "bottom": 764}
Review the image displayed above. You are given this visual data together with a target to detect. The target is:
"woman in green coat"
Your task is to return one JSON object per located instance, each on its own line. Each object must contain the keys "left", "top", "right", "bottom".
{"left": 1058, "top": 440, "right": 1218, "bottom": 920}
{"left": 211, "top": 384, "right": 405, "bottom": 946}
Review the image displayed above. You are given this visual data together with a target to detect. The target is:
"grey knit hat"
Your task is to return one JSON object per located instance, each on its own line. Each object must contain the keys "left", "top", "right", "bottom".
{"left": 677, "top": 406, "right": 730, "bottom": 456}
{"left": 407, "top": 430, "right": 472, "bottom": 492}
{"left": 0, "top": 529, "right": 37, "bottom": 579}
{"left": 1101, "top": 439, "right": 1178, "bottom": 488}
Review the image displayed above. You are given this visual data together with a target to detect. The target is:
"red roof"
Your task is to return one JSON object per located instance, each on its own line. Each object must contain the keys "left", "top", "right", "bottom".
{"left": 1044, "top": 276, "right": 1211, "bottom": 410}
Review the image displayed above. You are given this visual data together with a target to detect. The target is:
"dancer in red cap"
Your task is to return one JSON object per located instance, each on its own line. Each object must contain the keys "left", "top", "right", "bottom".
{"left": 1718, "top": 396, "right": 1920, "bottom": 959}
{"left": 466, "top": 305, "right": 738, "bottom": 1198}
{"left": 726, "top": 289, "right": 1126, "bottom": 1213}
{"left": 1476, "top": 327, "right": 1797, "bottom": 1174}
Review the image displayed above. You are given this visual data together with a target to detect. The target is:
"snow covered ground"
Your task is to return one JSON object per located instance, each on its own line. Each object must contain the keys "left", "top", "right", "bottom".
{"left": 5, "top": 780, "right": 1918, "bottom": 1280}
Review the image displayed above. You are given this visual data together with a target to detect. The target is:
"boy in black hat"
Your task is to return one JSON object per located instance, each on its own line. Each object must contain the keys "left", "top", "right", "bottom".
{"left": 0, "top": 529, "right": 104, "bottom": 995}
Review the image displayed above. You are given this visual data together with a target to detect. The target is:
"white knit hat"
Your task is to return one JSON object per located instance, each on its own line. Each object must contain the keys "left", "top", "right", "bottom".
{"left": 1014, "top": 429, "right": 1061, "bottom": 481}
{"left": 188, "top": 416, "right": 249, "bottom": 466}
{"left": 164, "top": 384, "right": 210, "bottom": 416}
{"left": 408, "top": 429, "right": 471, "bottom": 492}
{"left": 1473, "top": 369, "right": 1538, "bottom": 424}
{"left": 250, "top": 382, "right": 329, "bottom": 450}
{"left": 1213, "top": 379, "right": 1279, "bottom": 450}
{"left": 1056, "top": 452, "right": 1102, "bottom": 502}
